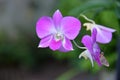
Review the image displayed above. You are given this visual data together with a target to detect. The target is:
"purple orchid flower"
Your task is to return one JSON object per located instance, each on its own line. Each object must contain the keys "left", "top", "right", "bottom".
{"left": 79, "top": 28, "right": 101, "bottom": 67}
{"left": 36, "top": 10, "right": 81, "bottom": 52}
{"left": 81, "top": 15, "right": 116, "bottom": 44}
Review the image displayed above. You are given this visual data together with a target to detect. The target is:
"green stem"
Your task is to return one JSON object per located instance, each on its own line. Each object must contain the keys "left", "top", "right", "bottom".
{"left": 73, "top": 40, "right": 86, "bottom": 49}
{"left": 80, "top": 14, "right": 96, "bottom": 24}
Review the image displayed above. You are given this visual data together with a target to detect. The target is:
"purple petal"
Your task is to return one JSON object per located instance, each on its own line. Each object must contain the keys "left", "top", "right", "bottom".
{"left": 96, "top": 28, "right": 113, "bottom": 43}
{"left": 93, "top": 54, "right": 101, "bottom": 66}
{"left": 53, "top": 9, "right": 63, "bottom": 27}
{"left": 93, "top": 43, "right": 100, "bottom": 54}
{"left": 36, "top": 16, "right": 55, "bottom": 38}
{"left": 82, "top": 35, "right": 93, "bottom": 52}
{"left": 82, "top": 34, "right": 102, "bottom": 66}
{"left": 38, "top": 35, "right": 53, "bottom": 48}
{"left": 62, "top": 37, "right": 73, "bottom": 51}
{"left": 49, "top": 39, "right": 61, "bottom": 51}
{"left": 92, "top": 43, "right": 101, "bottom": 66}
{"left": 91, "top": 28, "right": 97, "bottom": 43}
{"left": 61, "top": 16, "right": 81, "bottom": 40}
{"left": 96, "top": 24, "right": 116, "bottom": 32}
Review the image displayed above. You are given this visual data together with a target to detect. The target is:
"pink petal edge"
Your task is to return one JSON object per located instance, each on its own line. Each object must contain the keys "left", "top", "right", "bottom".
{"left": 53, "top": 9, "right": 63, "bottom": 28}
{"left": 38, "top": 35, "right": 53, "bottom": 48}
{"left": 82, "top": 35, "right": 93, "bottom": 51}
{"left": 96, "top": 28, "right": 113, "bottom": 43}
{"left": 36, "top": 16, "right": 55, "bottom": 38}
{"left": 61, "top": 16, "right": 81, "bottom": 40}
{"left": 95, "top": 24, "right": 116, "bottom": 32}
{"left": 62, "top": 37, "right": 74, "bottom": 51}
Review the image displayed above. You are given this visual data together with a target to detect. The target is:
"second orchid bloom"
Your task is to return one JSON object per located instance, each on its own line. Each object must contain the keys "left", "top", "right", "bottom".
{"left": 79, "top": 28, "right": 109, "bottom": 67}
{"left": 79, "top": 15, "right": 115, "bottom": 67}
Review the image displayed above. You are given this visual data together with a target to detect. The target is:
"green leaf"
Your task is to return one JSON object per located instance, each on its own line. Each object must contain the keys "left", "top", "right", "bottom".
{"left": 69, "top": 0, "right": 113, "bottom": 16}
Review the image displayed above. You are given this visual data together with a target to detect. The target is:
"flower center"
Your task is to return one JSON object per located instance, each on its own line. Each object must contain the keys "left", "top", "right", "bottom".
{"left": 54, "top": 32, "right": 64, "bottom": 41}
{"left": 83, "top": 23, "right": 94, "bottom": 31}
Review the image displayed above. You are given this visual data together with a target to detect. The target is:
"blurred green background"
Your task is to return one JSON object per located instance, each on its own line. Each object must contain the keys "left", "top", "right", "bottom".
{"left": 0, "top": 0, "right": 119, "bottom": 80}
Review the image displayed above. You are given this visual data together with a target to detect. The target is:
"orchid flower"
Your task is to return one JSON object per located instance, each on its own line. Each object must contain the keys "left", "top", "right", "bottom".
{"left": 36, "top": 10, "right": 81, "bottom": 52}
{"left": 79, "top": 28, "right": 101, "bottom": 67}
{"left": 81, "top": 15, "right": 116, "bottom": 44}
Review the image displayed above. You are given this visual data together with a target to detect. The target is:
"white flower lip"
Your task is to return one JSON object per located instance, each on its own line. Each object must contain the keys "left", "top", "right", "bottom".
{"left": 79, "top": 50, "right": 94, "bottom": 67}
